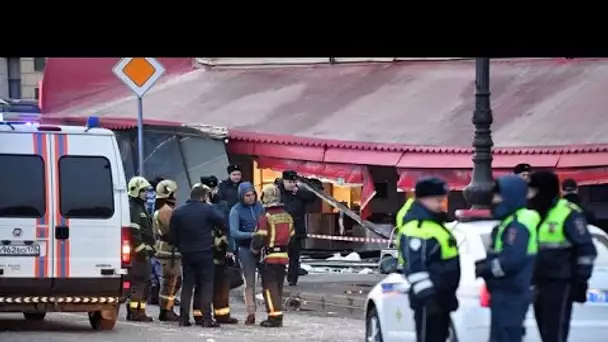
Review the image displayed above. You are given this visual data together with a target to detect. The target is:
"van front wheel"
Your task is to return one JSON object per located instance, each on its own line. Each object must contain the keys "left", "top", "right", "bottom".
{"left": 88, "top": 306, "right": 118, "bottom": 330}
{"left": 23, "top": 312, "right": 46, "bottom": 321}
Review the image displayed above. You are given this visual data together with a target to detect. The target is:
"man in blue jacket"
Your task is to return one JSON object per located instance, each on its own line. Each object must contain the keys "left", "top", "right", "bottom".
{"left": 476, "top": 175, "right": 541, "bottom": 342}
{"left": 229, "top": 182, "right": 264, "bottom": 325}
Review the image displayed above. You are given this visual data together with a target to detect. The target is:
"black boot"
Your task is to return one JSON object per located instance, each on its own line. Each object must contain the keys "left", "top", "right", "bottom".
{"left": 158, "top": 309, "right": 180, "bottom": 321}
{"left": 216, "top": 315, "right": 238, "bottom": 324}
{"left": 128, "top": 309, "right": 154, "bottom": 322}
{"left": 260, "top": 315, "right": 283, "bottom": 328}
{"left": 201, "top": 319, "right": 220, "bottom": 328}
{"left": 179, "top": 319, "right": 193, "bottom": 327}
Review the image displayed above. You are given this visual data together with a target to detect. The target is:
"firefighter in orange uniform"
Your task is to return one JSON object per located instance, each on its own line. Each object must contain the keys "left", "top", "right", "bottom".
{"left": 251, "top": 184, "right": 294, "bottom": 328}
{"left": 154, "top": 179, "right": 181, "bottom": 321}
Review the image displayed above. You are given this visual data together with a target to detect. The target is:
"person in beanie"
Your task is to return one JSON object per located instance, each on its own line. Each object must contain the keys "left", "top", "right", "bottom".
{"left": 252, "top": 184, "right": 294, "bottom": 327}
{"left": 278, "top": 170, "right": 316, "bottom": 286}
{"left": 513, "top": 163, "right": 532, "bottom": 183}
{"left": 528, "top": 171, "right": 597, "bottom": 342}
{"left": 217, "top": 164, "right": 244, "bottom": 211}
{"left": 399, "top": 177, "right": 460, "bottom": 342}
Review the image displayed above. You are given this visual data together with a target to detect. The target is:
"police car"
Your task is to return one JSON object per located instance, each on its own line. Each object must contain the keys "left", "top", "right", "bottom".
{"left": 365, "top": 219, "right": 608, "bottom": 342}
{"left": 0, "top": 116, "right": 131, "bottom": 330}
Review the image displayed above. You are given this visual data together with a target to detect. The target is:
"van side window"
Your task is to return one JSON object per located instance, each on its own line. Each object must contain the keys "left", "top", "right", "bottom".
{"left": 0, "top": 154, "right": 46, "bottom": 217}
{"left": 59, "top": 156, "right": 115, "bottom": 219}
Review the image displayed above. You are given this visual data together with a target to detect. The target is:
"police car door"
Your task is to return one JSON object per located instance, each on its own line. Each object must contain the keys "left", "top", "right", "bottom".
{"left": 50, "top": 132, "right": 122, "bottom": 279}
{"left": 0, "top": 129, "right": 53, "bottom": 279}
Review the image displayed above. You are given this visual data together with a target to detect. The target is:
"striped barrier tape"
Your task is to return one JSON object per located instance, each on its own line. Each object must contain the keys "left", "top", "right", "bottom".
{"left": 306, "top": 234, "right": 392, "bottom": 244}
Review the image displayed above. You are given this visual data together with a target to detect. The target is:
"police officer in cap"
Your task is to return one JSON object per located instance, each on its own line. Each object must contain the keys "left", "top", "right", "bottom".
{"left": 399, "top": 177, "right": 460, "bottom": 342}
{"left": 476, "top": 175, "right": 540, "bottom": 342}
{"left": 528, "top": 171, "right": 597, "bottom": 342}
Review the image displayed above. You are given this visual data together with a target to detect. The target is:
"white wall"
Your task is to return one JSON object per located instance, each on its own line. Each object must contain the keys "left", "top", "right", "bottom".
{"left": 0, "top": 58, "right": 8, "bottom": 98}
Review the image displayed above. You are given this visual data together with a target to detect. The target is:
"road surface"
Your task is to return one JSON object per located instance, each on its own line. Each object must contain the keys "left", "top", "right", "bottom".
{"left": 0, "top": 299, "right": 365, "bottom": 342}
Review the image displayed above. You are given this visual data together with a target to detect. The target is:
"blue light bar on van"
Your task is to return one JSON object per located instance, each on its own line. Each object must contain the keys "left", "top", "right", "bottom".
{"left": 86, "top": 116, "right": 101, "bottom": 129}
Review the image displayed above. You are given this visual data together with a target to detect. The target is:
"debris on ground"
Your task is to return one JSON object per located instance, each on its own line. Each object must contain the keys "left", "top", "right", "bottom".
{"left": 325, "top": 252, "right": 361, "bottom": 261}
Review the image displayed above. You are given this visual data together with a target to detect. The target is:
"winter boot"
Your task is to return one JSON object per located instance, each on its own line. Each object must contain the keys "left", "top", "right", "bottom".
{"left": 158, "top": 309, "right": 180, "bottom": 322}
{"left": 260, "top": 315, "right": 283, "bottom": 328}
{"left": 128, "top": 309, "right": 154, "bottom": 322}
{"left": 215, "top": 315, "right": 238, "bottom": 324}
{"left": 125, "top": 303, "right": 132, "bottom": 321}
{"left": 201, "top": 319, "right": 220, "bottom": 328}
{"left": 245, "top": 314, "right": 256, "bottom": 325}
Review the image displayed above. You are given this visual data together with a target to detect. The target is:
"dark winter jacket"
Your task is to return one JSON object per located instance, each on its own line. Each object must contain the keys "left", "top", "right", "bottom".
{"left": 169, "top": 199, "right": 225, "bottom": 254}
{"left": 278, "top": 182, "right": 316, "bottom": 238}
{"left": 217, "top": 178, "right": 242, "bottom": 212}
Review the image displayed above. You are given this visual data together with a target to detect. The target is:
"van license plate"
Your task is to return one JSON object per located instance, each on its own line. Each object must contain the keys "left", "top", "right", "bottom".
{"left": 0, "top": 245, "right": 41, "bottom": 256}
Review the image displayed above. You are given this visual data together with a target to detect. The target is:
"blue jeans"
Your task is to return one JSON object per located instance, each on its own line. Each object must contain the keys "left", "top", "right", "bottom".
{"left": 150, "top": 257, "right": 163, "bottom": 287}
{"left": 238, "top": 246, "right": 263, "bottom": 315}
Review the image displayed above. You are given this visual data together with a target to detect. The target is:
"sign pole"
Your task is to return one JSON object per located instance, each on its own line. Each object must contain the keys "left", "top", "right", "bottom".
{"left": 137, "top": 95, "right": 145, "bottom": 176}
{"left": 112, "top": 57, "right": 166, "bottom": 178}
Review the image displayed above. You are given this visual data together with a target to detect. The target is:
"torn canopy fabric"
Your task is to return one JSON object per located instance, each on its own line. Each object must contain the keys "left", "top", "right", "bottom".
{"left": 114, "top": 126, "right": 229, "bottom": 205}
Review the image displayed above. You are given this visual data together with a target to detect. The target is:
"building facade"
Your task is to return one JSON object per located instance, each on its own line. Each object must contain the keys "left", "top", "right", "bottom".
{"left": 0, "top": 57, "right": 45, "bottom": 100}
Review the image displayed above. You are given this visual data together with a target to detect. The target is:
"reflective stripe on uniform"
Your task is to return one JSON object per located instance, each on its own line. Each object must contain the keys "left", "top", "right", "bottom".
{"left": 578, "top": 256, "right": 595, "bottom": 265}
{"left": 145, "top": 245, "right": 154, "bottom": 251}
{"left": 538, "top": 199, "right": 578, "bottom": 248}
{"left": 134, "top": 244, "right": 146, "bottom": 252}
{"left": 411, "top": 279, "right": 433, "bottom": 295}
{"left": 129, "top": 301, "right": 146, "bottom": 309}
{"left": 406, "top": 271, "right": 430, "bottom": 284}
{"left": 214, "top": 307, "right": 230, "bottom": 316}
{"left": 491, "top": 259, "right": 505, "bottom": 277}
{"left": 266, "top": 252, "right": 289, "bottom": 259}
{"left": 130, "top": 223, "right": 141, "bottom": 230}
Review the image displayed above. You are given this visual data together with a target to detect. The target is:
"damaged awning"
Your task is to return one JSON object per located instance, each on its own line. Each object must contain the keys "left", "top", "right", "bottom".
{"left": 256, "top": 156, "right": 376, "bottom": 220}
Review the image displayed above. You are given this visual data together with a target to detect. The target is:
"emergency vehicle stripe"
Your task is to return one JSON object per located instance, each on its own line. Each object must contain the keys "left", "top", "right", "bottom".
{"left": 33, "top": 133, "right": 49, "bottom": 278}
{"left": 54, "top": 134, "right": 70, "bottom": 278}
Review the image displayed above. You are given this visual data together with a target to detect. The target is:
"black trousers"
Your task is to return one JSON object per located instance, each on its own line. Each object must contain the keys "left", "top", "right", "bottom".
{"left": 181, "top": 252, "right": 214, "bottom": 321}
{"left": 534, "top": 281, "right": 573, "bottom": 342}
{"left": 414, "top": 307, "right": 450, "bottom": 342}
{"left": 287, "top": 238, "right": 302, "bottom": 284}
{"left": 212, "top": 263, "right": 231, "bottom": 318}
{"left": 261, "top": 264, "right": 286, "bottom": 318}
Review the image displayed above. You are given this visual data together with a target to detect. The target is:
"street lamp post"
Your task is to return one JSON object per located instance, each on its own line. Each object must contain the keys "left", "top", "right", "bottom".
{"left": 463, "top": 58, "right": 495, "bottom": 209}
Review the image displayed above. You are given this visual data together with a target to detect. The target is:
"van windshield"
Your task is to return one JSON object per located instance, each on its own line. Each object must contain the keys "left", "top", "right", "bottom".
{"left": 0, "top": 154, "right": 46, "bottom": 217}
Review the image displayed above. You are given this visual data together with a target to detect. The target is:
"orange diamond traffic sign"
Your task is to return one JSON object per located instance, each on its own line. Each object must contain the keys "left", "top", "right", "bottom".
{"left": 113, "top": 57, "right": 165, "bottom": 97}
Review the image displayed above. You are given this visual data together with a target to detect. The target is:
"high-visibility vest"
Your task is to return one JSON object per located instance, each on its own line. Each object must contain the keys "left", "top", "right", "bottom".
{"left": 537, "top": 199, "right": 581, "bottom": 249}
{"left": 395, "top": 198, "right": 415, "bottom": 266}
{"left": 398, "top": 220, "right": 459, "bottom": 266}
{"left": 492, "top": 208, "right": 540, "bottom": 254}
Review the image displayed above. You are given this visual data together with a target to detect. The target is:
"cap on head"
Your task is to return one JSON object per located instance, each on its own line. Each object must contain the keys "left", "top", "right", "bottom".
{"left": 227, "top": 164, "right": 241, "bottom": 174}
{"left": 155, "top": 179, "right": 178, "bottom": 199}
{"left": 199, "top": 175, "right": 219, "bottom": 188}
{"left": 261, "top": 184, "right": 282, "bottom": 207}
{"left": 282, "top": 170, "right": 297, "bottom": 181}
{"left": 562, "top": 178, "right": 578, "bottom": 192}
{"left": 414, "top": 177, "right": 449, "bottom": 198}
{"left": 513, "top": 163, "right": 532, "bottom": 175}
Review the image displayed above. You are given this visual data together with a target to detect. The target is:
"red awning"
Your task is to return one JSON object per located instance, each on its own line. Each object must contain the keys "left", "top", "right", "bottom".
{"left": 397, "top": 167, "right": 608, "bottom": 191}
{"left": 256, "top": 157, "right": 376, "bottom": 219}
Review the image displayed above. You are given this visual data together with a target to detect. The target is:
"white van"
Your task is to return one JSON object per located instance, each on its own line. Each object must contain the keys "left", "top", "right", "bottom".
{"left": 0, "top": 118, "right": 131, "bottom": 330}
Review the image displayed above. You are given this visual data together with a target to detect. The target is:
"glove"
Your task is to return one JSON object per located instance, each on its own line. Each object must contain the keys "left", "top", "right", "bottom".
{"left": 571, "top": 281, "right": 588, "bottom": 303}
{"left": 475, "top": 259, "right": 488, "bottom": 278}
{"left": 423, "top": 297, "right": 443, "bottom": 315}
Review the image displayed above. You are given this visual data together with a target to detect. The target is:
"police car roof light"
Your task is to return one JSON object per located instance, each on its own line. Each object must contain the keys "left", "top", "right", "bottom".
{"left": 86, "top": 116, "right": 101, "bottom": 129}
